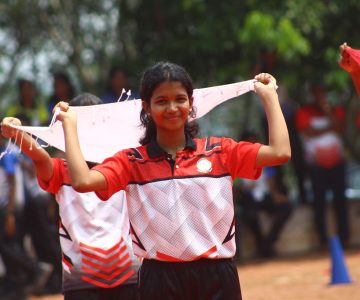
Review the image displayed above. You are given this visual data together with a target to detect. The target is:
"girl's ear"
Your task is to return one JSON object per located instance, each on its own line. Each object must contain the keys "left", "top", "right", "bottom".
{"left": 142, "top": 101, "right": 150, "bottom": 114}
{"left": 189, "top": 96, "right": 194, "bottom": 109}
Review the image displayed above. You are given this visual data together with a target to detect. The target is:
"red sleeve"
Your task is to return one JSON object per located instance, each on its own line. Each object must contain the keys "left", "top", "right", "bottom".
{"left": 37, "top": 158, "right": 64, "bottom": 194}
{"left": 221, "top": 137, "right": 262, "bottom": 180}
{"left": 92, "top": 150, "right": 130, "bottom": 200}
{"left": 295, "top": 108, "right": 311, "bottom": 131}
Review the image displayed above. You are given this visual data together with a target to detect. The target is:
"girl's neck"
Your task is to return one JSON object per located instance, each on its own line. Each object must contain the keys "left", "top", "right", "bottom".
{"left": 156, "top": 130, "right": 186, "bottom": 158}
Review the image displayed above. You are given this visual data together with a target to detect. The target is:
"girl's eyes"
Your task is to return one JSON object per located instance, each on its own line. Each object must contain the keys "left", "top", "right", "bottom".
{"left": 155, "top": 98, "right": 188, "bottom": 105}
{"left": 155, "top": 99, "right": 167, "bottom": 105}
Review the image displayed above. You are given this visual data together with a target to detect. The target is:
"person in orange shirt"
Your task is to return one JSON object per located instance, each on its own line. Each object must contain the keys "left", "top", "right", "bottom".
{"left": 295, "top": 83, "right": 350, "bottom": 249}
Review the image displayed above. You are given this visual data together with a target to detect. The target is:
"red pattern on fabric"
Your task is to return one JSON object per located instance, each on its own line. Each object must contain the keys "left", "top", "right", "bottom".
{"left": 81, "top": 269, "right": 135, "bottom": 288}
{"left": 82, "top": 254, "right": 130, "bottom": 273}
{"left": 80, "top": 245, "right": 126, "bottom": 264}
{"left": 78, "top": 238, "right": 133, "bottom": 288}
{"left": 79, "top": 239, "right": 123, "bottom": 255}
{"left": 82, "top": 261, "right": 132, "bottom": 281}
{"left": 156, "top": 245, "right": 218, "bottom": 262}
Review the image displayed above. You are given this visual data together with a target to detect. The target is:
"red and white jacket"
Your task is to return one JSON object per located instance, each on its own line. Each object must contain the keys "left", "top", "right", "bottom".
{"left": 93, "top": 136, "right": 262, "bottom": 262}
{"left": 38, "top": 158, "right": 140, "bottom": 292}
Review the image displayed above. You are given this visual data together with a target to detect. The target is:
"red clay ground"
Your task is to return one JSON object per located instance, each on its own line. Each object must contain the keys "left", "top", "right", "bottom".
{"left": 30, "top": 250, "right": 360, "bottom": 300}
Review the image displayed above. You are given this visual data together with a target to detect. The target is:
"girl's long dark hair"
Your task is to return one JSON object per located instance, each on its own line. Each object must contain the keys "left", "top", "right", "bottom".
{"left": 139, "top": 62, "right": 199, "bottom": 145}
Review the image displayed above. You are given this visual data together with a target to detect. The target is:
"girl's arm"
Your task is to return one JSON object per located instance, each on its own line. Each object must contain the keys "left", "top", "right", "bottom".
{"left": 253, "top": 73, "right": 291, "bottom": 167}
{"left": 1, "top": 117, "right": 53, "bottom": 182}
{"left": 55, "top": 102, "right": 107, "bottom": 192}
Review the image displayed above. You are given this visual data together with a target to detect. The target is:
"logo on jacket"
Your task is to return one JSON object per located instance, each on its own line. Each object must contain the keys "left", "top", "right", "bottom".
{"left": 196, "top": 158, "right": 212, "bottom": 173}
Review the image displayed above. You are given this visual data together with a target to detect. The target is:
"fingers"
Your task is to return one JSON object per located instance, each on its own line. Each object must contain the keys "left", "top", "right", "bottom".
{"left": 1, "top": 117, "right": 21, "bottom": 127}
{"left": 53, "top": 101, "right": 70, "bottom": 114}
{"left": 51, "top": 101, "right": 71, "bottom": 125}
{"left": 254, "top": 73, "right": 277, "bottom": 89}
{"left": 0, "top": 117, "right": 21, "bottom": 138}
{"left": 255, "top": 72, "right": 275, "bottom": 82}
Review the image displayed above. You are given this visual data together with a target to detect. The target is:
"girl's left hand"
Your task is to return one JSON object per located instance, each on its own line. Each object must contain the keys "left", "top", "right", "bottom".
{"left": 253, "top": 73, "right": 277, "bottom": 98}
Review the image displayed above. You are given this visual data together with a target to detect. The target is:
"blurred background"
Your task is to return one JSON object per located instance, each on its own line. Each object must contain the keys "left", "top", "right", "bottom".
{"left": 0, "top": 0, "right": 360, "bottom": 154}
{"left": 0, "top": 0, "right": 359, "bottom": 196}
{"left": 1, "top": 0, "right": 360, "bottom": 298}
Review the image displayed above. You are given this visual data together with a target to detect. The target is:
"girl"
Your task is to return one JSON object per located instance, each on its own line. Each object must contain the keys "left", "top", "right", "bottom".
{"left": 1, "top": 94, "right": 139, "bottom": 300}
{"left": 55, "top": 62, "right": 290, "bottom": 300}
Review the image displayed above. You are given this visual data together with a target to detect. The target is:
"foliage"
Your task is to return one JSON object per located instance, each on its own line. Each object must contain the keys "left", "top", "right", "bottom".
{"left": 0, "top": 1, "right": 360, "bottom": 157}
{"left": 0, "top": 1, "right": 359, "bottom": 92}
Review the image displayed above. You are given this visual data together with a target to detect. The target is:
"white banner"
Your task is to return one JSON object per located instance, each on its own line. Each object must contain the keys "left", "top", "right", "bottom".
{"left": 9, "top": 80, "right": 255, "bottom": 163}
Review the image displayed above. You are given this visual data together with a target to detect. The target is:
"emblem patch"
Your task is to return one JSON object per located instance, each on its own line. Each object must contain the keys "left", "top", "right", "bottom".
{"left": 196, "top": 158, "right": 212, "bottom": 173}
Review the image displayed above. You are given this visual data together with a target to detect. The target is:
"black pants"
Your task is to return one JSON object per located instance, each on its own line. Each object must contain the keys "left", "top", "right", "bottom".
{"left": 308, "top": 162, "right": 349, "bottom": 246}
{"left": 64, "top": 284, "right": 138, "bottom": 300}
{"left": 139, "top": 258, "right": 242, "bottom": 300}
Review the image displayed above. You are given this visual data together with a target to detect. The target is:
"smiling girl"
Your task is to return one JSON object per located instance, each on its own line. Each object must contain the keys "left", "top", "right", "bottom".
{"left": 54, "top": 62, "right": 290, "bottom": 300}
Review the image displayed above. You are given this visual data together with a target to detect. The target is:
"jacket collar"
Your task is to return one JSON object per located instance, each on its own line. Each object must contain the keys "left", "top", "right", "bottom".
{"left": 146, "top": 134, "right": 196, "bottom": 158}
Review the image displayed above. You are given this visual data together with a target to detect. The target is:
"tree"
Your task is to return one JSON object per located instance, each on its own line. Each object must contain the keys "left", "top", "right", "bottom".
{"left": 1, "top": 0, "right": 360, "bottom": 126}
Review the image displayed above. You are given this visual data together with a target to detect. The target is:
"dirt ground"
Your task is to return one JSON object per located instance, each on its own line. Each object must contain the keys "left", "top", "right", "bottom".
{"left": 30, "top": 250, "right": 360, "bottom": 300}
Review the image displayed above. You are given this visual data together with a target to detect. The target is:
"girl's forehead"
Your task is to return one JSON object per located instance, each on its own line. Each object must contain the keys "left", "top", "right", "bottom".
{"left": 152, "top": 81, "right": 187, "bottom": 96}
{"left": 155, "top": 80, "right": 184, "bottom": 89}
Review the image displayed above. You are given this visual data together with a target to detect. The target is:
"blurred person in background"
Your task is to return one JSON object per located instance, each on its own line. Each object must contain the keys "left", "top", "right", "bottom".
{"left": 0, "top": 133, "right": 53, "bottom": 300}
{"left": 6, "top": 79, "right": 48, "bottom": 126}
{"left": 101, "top": 66, "right": 139, "bottom": 103}
{"left": 18, "top": 113, "right": 62, "bottom": 294}
{"left": 233, "top": 131, "right": 293, "bottom": 259}
{"left": 21, "top": 154, "right": 62, "bottom": 295}
{"left": 47, "top": 72, "right": 76, "bottom": 120}
{"left": 254, "top": 48, "right": 308, "bottom": 204}
{"left": 295, "top": 83, "right": 350, "bottom": 249}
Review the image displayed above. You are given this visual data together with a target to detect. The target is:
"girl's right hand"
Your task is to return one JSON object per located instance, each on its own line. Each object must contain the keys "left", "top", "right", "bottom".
{"left": 53, "top": 101, "right": 77, "bottom": 125}
{"left": 0, "top": 117, "right": 21, "bottom": 139}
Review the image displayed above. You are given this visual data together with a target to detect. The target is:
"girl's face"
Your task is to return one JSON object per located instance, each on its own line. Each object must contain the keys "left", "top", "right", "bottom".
{"left": 144, "top": 81, "right": 192, "bottom": 134}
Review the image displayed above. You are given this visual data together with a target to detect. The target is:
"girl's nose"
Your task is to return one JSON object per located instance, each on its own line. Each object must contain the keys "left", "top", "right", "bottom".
{"left": 167, "top": 101, "right": 178, "bottom": 111}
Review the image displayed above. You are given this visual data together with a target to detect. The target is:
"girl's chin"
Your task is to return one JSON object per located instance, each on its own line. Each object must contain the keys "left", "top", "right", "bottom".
{"left": 158, "top": 124, "right": 185, "bottom": 132}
